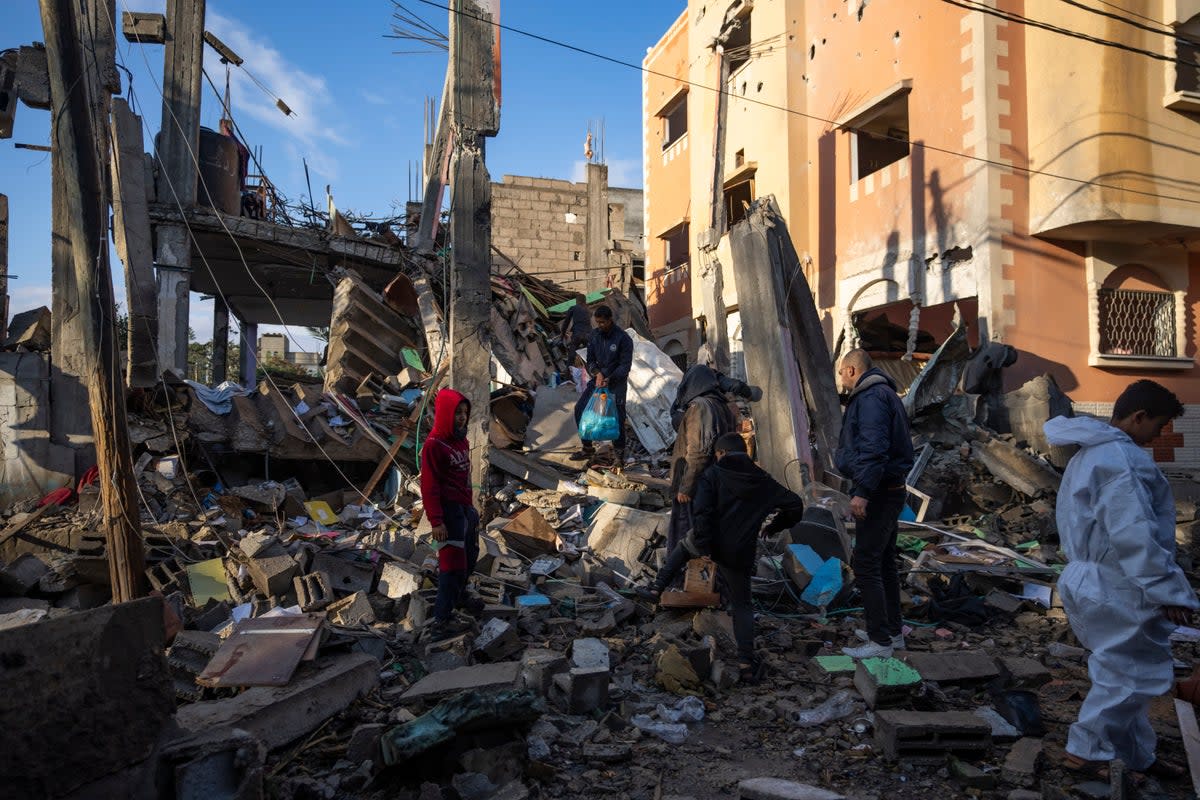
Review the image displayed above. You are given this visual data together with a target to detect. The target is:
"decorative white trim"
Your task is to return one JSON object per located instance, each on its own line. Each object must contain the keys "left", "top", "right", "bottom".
{"left": 1088, "top": 354, "right": 1195, "bottom": 370}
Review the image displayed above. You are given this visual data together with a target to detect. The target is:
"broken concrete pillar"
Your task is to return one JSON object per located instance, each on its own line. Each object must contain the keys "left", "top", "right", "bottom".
{"left": 175, "top": 653, "right": 380, "bottom": 751}
{"left": 520, "top": 648, "right": 567, "bottom": 694}
{"left": 400, "top": 661, "right": 523, "bottom": 703}
{"left": 554, "top": 666, "right": 610, "bottom": 714}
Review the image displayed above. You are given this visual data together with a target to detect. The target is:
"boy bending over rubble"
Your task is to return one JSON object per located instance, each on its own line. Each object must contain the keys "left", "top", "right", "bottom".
{"left": 1045, "top": 379, "right": 1198, "bottom": 782}
{"left": 421, "top": 388, "right": 484, "bottom": 640}
{"left": 637, "top": 432, "right": 805, "bottom": 683}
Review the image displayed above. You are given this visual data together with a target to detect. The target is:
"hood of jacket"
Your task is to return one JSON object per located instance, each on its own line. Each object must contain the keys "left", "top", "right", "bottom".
{"left": 714, "top": 452, "right": 770, "bottom": 499}
{"left": 1044, "top": 415, "right": 1127, "bottom": 449}
{"left": 671, "top": 365, "right": 725, "bottom": 430}
{"left": 849, "top": 368, "right": 898, "bottom": 399}
{"left": 430, "top": 388, "right": 470, "bottom": 440}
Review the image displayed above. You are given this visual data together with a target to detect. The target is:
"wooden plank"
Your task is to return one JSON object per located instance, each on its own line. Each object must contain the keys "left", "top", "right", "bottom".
{"left": 1176, "top": 698, "right": 1200, "bottom": 798}
{"left": 109, "top": 97, "right": 159, "bottom": 387}
{"left": 0, "top": 193, "right": 8, "bottom": 340}
{"left": 0, "top": 503, "right": 57, "bottom": 548}
{"left": 488, "top": 448, "right": 562, "bottom": 491}
{"left": 41, "top": 0, "right": 145, "bottom": 600}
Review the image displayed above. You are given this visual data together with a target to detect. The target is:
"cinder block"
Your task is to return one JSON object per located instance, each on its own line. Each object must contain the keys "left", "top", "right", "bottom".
{"left": 378, "top": 562, "right": 421, "bottom": 600}
{"left": 326, "top": 591, "right": 375, "bottom": 627}
{"left": 874, "top": 710, "right": 992, "bottom": 763}
{"left": 293, "top": 571, "right": 333, "bottom": 612}
{"left": 901, "top": 651, "right": 999, "bottom": 685}
{"left": 246, "top": 554, "right": 298, "bottom": 598}
{"left": 312, "top": 553, "right": 375, "bottom": 595}
{"left": 854, "top": 657, "right": 922, "bottom": 709}
{"left": 472, "top": 618, "right": 523, "bottom": 662}
{"left": 520, "top": 648, "right": 567, "bottom": 694}
{"left": 998, "top": 656, "right": 1052, "bottom": 688}
{"left": 561, "top": 666, "right": 609, "bottom": 714}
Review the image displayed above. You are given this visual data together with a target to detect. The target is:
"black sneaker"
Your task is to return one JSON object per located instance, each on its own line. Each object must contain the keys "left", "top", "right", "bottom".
{"left": 569, "top": 447, "right": 595, "bottom": 462}
{"left": 634, "top": 586, "right": 661, "bottom": 603}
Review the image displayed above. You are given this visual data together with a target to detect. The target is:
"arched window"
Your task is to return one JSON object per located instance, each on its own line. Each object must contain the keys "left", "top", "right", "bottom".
{"left": 1085, "top": 242, "right": 1191, "bottom": 369}
{"left": 1097, "top": 265, "right": 1176, "bottom": 357}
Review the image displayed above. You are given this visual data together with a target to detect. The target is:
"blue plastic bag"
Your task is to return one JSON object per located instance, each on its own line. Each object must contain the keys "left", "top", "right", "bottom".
{"left": 579, "top": 388, "right": 620, "bottom": 441}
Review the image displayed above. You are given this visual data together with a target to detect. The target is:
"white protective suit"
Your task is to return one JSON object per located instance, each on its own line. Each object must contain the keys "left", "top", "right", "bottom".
{"left": 1044, "top": 415, "right": 1198, "bottom": 769}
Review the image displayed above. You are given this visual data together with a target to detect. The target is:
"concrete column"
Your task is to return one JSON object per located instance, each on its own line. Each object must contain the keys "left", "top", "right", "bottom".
{"left": 211, "top": 296, "right": 228, "bottom": 384}
{"left": 155, "top": 225, "right": 191, "bottom": 376}
{"left": 239, "top": 320, "right": 257, "bottom": 386}
{"left": 585, "top": 162, "right": 609, "bottom": 285}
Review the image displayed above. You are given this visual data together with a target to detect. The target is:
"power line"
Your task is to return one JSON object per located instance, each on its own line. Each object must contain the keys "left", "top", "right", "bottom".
{"left": 417, "top": 0, "right": 1200, "bottom": 208}
{"left": 1090, "top": 0, "right": 1169, "bottom": 27}
{"left": 941, "top": 0, "right": 1192, "bottom": 67}
{"left": 105, "top": 1, "right": 415, "bottom": 514}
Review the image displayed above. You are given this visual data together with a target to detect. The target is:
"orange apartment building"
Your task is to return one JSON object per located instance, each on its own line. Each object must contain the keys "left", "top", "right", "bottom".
{"left": 644, "top": 0, "right": 1200, "bottom": 467}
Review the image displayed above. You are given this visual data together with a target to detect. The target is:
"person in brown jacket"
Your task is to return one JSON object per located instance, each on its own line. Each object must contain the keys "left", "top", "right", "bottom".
{"left": 666, "top": 347, "right": 762, "bottom": 554}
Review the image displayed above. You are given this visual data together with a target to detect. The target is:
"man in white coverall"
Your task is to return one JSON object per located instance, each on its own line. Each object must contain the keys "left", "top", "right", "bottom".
{"left": 1045, "top": 379, "right": 1197, "bottom": 780}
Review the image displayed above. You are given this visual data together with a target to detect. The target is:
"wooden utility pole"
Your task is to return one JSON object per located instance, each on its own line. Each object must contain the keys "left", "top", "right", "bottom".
{"left": 40, "top": 0, "right": 146, "bottom": 600}
{"left": 0, "top": 193, "right": 8, "bottom": 341}
{"left": 154, "top": 0, "right": 206, "bottom": 376}
{"left": 448, "top": 0, "right": 500, "bottom": 508}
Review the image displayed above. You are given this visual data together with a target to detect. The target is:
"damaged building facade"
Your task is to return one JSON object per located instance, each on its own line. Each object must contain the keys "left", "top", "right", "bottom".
{"left": 644, "top": 0, "right": 1200, "bottom": 466}
{"left": 490, "top": 165, "right": 646, "bottom": 303}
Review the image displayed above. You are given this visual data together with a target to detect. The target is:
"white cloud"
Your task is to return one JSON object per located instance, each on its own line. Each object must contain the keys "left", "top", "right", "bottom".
{"left": 8, "top": 284, "right": 52, "bottom": 314}
{"left": 360, "top": 89, "right": 389, "bottom": 106}
{"left": 570, "top": 158, "right": 643, "bottom": 189}
{"left": 204, "top": 9, "right": 348, "bottom": 182}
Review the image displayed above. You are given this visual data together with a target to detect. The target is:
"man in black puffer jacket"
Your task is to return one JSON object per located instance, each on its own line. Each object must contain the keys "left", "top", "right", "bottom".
{"left": 638, "top": 433, "right": 804, "bottom": 681}
{"left": 835, "top": 349, "right": 914, "bottom": 660}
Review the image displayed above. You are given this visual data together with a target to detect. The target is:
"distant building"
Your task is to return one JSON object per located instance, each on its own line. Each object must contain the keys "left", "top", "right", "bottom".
{"left": 257, "top": 333, "right": 321, "bottom": 376}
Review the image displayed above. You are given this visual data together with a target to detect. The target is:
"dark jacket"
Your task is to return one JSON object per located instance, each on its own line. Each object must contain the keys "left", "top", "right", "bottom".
{"left": 834, "top": 368, "right": 914, "bottom": 499}
{"left": 689, "top": 453, "right": 805, "bottom": 571}
{"left": 670, "top": 395, "right": 736, "bottom": 497}
{"left": 669, "top": 364, "right": 754, "bottom": 431}
{"left": 560, "top": 303, "right": 592, "bottom": 343}
{"left": 585, "top": 326, "right": 634, "bottom": 388}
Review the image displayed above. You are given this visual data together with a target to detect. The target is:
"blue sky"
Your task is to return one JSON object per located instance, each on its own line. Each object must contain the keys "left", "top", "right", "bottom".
{"left": 1, "top": 1, "right": 683, "bottom": 352}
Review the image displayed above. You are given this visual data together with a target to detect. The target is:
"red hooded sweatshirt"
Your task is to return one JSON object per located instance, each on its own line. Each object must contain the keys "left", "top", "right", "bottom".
{"left": 420, "top": 388, "right": 473, "bottom": 528}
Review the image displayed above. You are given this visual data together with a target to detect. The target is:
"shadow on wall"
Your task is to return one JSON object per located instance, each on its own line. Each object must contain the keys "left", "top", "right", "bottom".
{"left": 0, "top": 352, "right": 77, "bottom": 507}
{"left": 1009, "top": 349, "right": 1080, "bottom": 394}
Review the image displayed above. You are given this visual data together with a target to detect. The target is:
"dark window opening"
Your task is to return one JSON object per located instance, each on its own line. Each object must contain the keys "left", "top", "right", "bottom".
{"left": 662, "top": 223, "right": 690, "bottom": 271}
{"left": 669, "top": 352, "right": 689, "bottom": 372}
{"left": 724, "top": 179, "right": 754, "bottom": 226}
{"left": 854, "top": 93, "right": 909, "bottom": 180}
{"left": 1176, "top": 24, "right": 1200, "bottom": 93}
{"left": 726, "top": 14, "right": 752, "bottom": 73}
{"left": 661, "top": 94, "right": 688, "bottom": 149}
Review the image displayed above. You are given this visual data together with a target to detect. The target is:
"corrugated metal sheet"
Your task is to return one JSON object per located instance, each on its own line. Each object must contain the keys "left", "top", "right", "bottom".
{"left": 873, "top": 357, "right": 926, "bottom": 395}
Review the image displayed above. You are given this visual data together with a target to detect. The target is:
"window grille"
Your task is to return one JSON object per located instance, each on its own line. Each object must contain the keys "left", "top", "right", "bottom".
{"left": 1097, "top": 288, "right": 1176, "bottom": 357}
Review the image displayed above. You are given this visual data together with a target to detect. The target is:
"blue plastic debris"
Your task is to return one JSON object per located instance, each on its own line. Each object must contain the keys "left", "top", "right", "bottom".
{"left": 785, "top": 544, "right": 844, "bottom": 608}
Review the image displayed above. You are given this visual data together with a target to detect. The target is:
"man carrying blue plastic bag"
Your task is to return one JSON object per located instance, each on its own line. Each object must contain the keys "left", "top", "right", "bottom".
{"left": 571, "top": 305, "right": 633, "bottom": 465}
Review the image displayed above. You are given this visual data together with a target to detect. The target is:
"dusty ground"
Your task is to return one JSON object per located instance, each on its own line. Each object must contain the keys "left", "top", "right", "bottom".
{"left": 266, "top": 605, "right": 1200, "bottom": 800}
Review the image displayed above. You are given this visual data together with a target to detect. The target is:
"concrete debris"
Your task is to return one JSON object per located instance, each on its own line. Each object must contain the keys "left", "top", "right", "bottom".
{"left": 6, "top": 171, "right": 1197, "bottom": 800}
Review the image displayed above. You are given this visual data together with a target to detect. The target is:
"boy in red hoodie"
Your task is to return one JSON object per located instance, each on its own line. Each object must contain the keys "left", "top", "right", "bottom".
{"left": 420, "top": 388, "right": 481, "bottom": 637}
